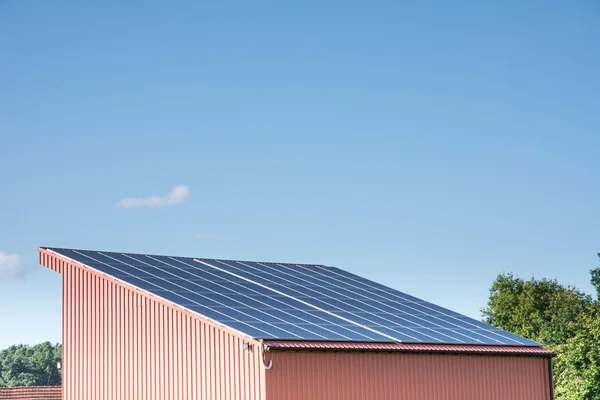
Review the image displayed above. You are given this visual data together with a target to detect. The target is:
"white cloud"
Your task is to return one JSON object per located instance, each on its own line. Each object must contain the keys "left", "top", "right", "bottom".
{"left": 0, "top": 252, "right": 23, "bottom": 280}
{"left": 115, "top": 185, "right": 191, "bottom": 209}
{"left": 195, "top": 234, "right": 218, "bottom": 240}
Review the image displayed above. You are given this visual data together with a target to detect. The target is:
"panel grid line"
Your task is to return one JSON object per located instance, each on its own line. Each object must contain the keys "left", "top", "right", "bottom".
{"left": 216, "top": 259, "right": 466, "bottom": 344}
{"left": 155, "top": 255, "right": 378, "bottom": 341}
{"left": 194, "top": 259, "right": 403, "bottom": 342}
{"left": 317, "top": 264, "right": 531, "bottom": 345}
{"left": 162, "top": 257, "right": 382, "bottom": 341}
{"left": 266, "top": 261, "right": 511, "bottom": 344}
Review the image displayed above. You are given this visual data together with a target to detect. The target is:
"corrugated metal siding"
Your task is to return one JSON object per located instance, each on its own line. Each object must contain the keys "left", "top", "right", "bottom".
{"left": 265, "top": 351, "right": 551, "bottom": 400}
{"left": 40, "top": 249, "right": 266, "bottom": 400}
{"left": 263, "top": 340, "right": 554, "bottom": 356}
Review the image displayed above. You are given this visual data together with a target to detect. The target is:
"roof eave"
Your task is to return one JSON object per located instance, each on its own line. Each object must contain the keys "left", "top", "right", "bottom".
{"left": 262, "top": 340, "right": 555, "bottom": 357}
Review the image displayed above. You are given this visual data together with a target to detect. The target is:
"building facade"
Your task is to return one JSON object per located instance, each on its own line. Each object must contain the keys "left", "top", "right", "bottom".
{"left": 39, "top": 247, "right": 554, "bottom": 399}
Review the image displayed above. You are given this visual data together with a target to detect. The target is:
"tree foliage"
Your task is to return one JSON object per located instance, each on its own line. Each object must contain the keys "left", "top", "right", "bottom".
{"left": 0, "top": 342, "right": 61, "bottom": 387}
{"left": 481, "top": 273, "right": 592, "bottom": 347}
{"left": 553, "top": 311, "right": 600, "bottom": 399}
{"left": 482, "top": 254, "right": 600, "bottom": 399}
{"left": 590, "top": 253, "right": 600, "bottom": 300}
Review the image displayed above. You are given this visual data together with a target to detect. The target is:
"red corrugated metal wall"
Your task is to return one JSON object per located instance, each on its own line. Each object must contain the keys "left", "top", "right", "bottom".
{"left": 40, "top": 249, "right": 266, "bottom": 400}
{"left": 264, "top": 351, "right": 552, "bottom": 400}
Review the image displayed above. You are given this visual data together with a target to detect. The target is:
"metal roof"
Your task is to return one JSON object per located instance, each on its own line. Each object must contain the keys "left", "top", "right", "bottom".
{"left": 263, "top": 340, "right": 555, "bottom": 356}
{"left": 42, "top": 247, "right": 545, "bottom": 350}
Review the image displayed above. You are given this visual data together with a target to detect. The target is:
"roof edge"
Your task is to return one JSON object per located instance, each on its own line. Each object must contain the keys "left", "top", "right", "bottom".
{"left": 262, "top": 340, "right": 555, "bottom": 357}
{"left": 38, "top": 247, "right": 261, "bottom": 346}
{"left": 39, "top": 246, "right": 326, "bottom": 268}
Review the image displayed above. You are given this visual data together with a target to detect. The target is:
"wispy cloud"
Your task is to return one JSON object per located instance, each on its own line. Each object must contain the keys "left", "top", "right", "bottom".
{"left": 0, "top": 252, "right": 23, "bottom": 280}
{"left": 115, "top": 185, "right": 191, "bottom": 209}
{"left": 195, "top": 234, "right": 218, "bottom": 240}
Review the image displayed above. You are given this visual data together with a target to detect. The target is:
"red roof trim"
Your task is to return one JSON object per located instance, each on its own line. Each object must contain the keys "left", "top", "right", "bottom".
{"left": 0, "top": 386, "right": 61, "bottom": 400}
{"left": 263, "top": 340, "right": 554, "bottom": 357}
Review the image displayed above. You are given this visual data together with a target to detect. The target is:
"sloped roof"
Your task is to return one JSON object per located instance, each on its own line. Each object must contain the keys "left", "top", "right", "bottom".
{"left": 41, "top": 247, "right": 544, "bottom": 351}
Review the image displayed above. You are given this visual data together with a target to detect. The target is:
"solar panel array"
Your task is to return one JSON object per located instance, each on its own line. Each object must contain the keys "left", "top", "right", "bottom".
{"left": 47, "top": 248, "right": 539, "bottom": 346}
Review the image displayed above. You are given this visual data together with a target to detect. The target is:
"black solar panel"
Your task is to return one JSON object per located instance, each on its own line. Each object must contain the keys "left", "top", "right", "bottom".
{"left": 46, "top": 248, "right": 539, "bottom": 346}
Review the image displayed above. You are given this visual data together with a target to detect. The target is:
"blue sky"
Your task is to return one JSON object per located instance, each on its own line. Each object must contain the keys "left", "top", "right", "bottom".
{"left": 1, "top": 1, "right": 599, "bottom": 349}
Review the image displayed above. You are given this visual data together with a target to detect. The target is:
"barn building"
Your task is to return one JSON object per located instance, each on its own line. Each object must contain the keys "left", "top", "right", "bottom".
{"left": 39, "top": 247, "right": 554, "bottom": 399}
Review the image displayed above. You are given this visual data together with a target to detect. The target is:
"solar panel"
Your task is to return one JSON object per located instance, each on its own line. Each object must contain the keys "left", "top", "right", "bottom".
{"left": 47, "top": 248, "right": 539, "bottom": 346}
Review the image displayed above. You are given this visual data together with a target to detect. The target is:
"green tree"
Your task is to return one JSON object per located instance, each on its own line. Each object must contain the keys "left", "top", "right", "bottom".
{"left": 481, "top": 273, "right": 592, "bottom": 347}
{"left": 0, "top": 342, "right": 61, "bottom": 387}
{"left": 590, "top": 253, "right": 600, "bottom": 300}
{"left": 553, "top": 311, "right": 600, "bottom": 400}
{"left": 482, "top": 254, "right": 600, "bottom": 399}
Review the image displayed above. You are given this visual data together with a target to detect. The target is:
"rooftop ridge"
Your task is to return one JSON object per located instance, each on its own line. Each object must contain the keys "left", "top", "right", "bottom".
{"left": 40, "top": 246, "right": 327, "bottom": 268}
